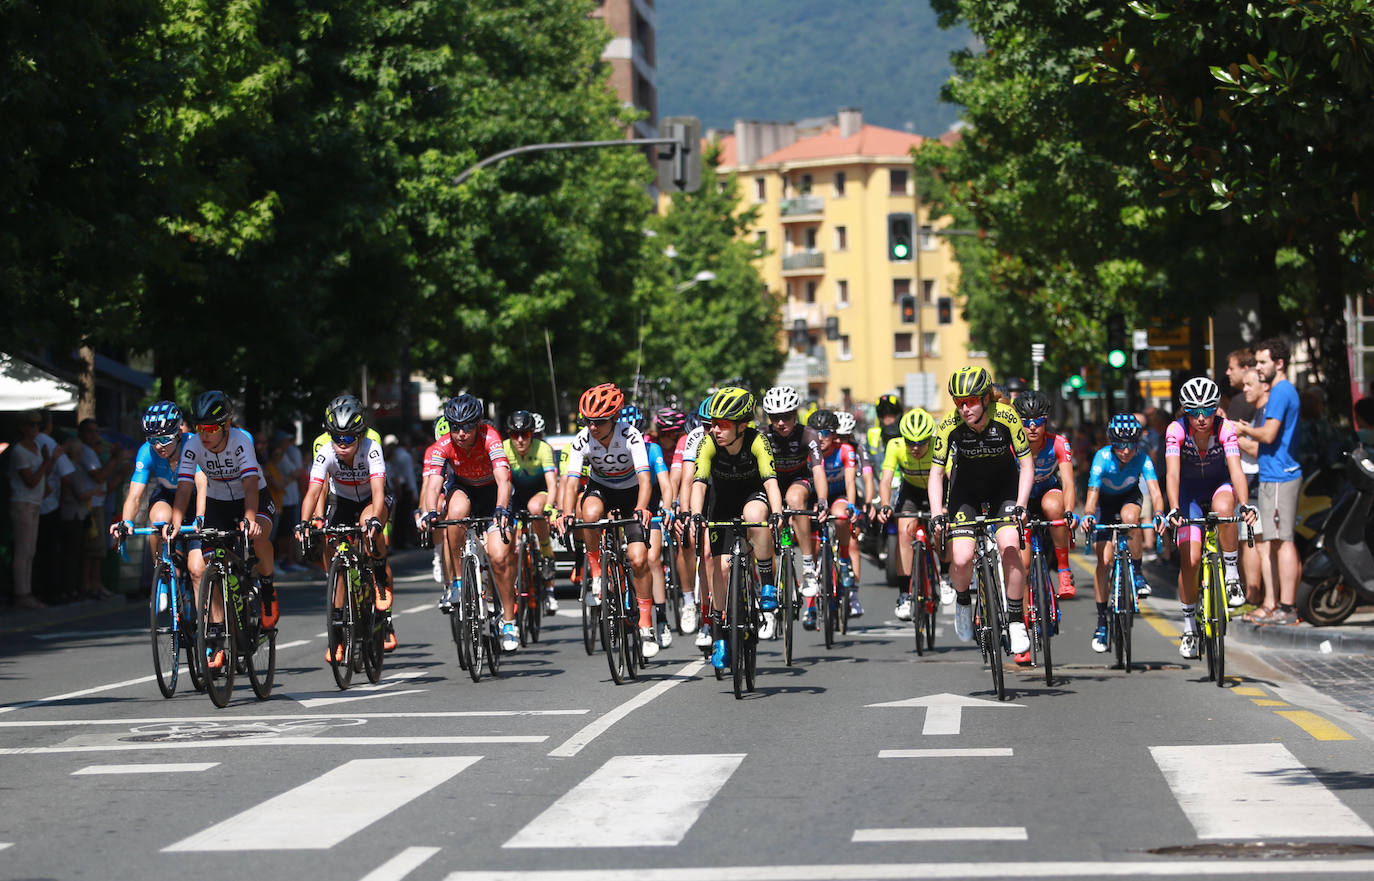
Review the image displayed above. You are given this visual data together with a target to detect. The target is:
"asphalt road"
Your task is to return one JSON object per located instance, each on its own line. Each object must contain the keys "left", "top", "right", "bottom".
{"left": 3, "top": 547, "right": 1374, "bottom": 880}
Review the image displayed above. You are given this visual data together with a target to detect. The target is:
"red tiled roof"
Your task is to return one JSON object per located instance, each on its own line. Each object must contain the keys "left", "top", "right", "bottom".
{"left": 756, "top": 125, "right": 925, "bottom": 164}
{"left": 711, "top": 134, "right": 737, "bottom": 168}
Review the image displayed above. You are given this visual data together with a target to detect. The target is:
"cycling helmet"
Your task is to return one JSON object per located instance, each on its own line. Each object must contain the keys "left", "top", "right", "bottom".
{"left": 506, "top": 409, "right": 535, "bottom": 434}
{"left": 654, "top": 407, "right": 686, "bottom": 432}
{"left": 142, "top": 401, "right": 183, "bottom": 438}
{"left": 1108, "top": 413, "right": 1143, "bottom": 443}
{"left": 875, "top": 393, "right": 902, "bottom": 418}
{"left": 763, "top": 386, "right": 801, "bottom": 415}
{"left": 579, "top": 383, "right": 624, "bottom": 420}
{"left": 433, "top": 415, "right": 450, "bottom": 440}
{"left": 899, "top": 408, "right": 936, "bottom": 444}
{"left": 809, "top": 408, "right": 839, "bottom": 433}
{"left": 324, "top": 394, "right": 366, "bottom": 434}
{"left": 1004, "top": 376, "right": 1027, "bottom": 394}
{"left": 618, "top": 404, "right": 646, "bottom": 431}
{"left": 947, "top": 366, "right": 993, "bottom": 398}
{"left": 1179, "top": 376, "right": 1221, "bottom": 410}
{"left": 191, "top": 390, "right": 232, "bottom": 425}
{"left": 531, "top": 412, "right": 546, "bottom": 435}
{"left": 696, "top": 396, "right": 712, "bottom": 420}
{"left": 836, "top": 411, "right": 857, "bottom": 435}
{"left": 444, "top": 393, "right": 483, "bottom": 426}
{"left": 1013, "top": 390, "right": 1051, "bottom": 421}
{"left": 705, "top": 387, "right": 756, "bottom": 422}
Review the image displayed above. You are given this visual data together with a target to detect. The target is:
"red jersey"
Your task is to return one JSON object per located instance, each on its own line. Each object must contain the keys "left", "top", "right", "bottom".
{"left": 427, "top": 424, "right": 510, "bottom": 487}
{"left": 421, "top": 440, "right": 446, "bottom": 479}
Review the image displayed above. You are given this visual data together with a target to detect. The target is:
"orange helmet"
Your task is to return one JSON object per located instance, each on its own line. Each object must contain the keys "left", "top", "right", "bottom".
{"left": 579, "top": 383, "right": 625, "bottom": 420}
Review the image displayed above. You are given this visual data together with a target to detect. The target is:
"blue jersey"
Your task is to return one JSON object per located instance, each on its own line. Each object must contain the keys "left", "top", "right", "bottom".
{"left": 823, "top": 444, "right": 857, "bottom": 498}
{"left": 646, "top": 441, "right": 669, "bottom": 478}
{"left": 1088, "top": 445, "right": 1157, "bottom": 496}
{"left": 131, "top": 434, "right": 193, "bottom": 491}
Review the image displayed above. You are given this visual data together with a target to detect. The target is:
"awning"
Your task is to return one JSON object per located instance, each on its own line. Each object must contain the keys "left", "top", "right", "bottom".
{"left": 0, "top": 353, "right": 79, "bottom": 412}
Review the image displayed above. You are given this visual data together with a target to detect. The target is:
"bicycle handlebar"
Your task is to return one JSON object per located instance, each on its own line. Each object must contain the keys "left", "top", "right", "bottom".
{"left": 1170, "top": 512, "right": 1255, "bottom": 548}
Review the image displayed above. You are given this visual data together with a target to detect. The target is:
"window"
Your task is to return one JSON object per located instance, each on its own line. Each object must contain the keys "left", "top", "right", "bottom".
{"left": 805, "top": 227, "right": 818, "bottom": 250}
{"left": 805, "top": 281, "right": 817, "bottom": 303}
{"left": 754, "top": 177, "right": 766, "bottom": 201}
{"left": 834, "top": 225, "right": 847, "bottom": 251}
{"left": 836, "top": 279, "right": 849, "bottom": 307}
{"left": 890, "top": 169, "right": 909, "bottom": 196}
{"left": 923, "top": 332, "right": 940, "bottom": 358}
{"left": 800, "top": 174, "right": 813, "bottom": 195}
{"left": 892, "top": 278, "right": 911, "bottom": 303}
{"left": 756, "top": 230, "right": 767, "bottom": 253}
{"left": 894, "top": 332, "right": 915, "bottom": 358}
{"left": 839, "top": 335, "right": 853, "bottom": 361}
{"left": 834, "top": 172, "right": 846, "bottom": 197}
{"left": 921, "top": 278, "right": 936, "bottom": 304}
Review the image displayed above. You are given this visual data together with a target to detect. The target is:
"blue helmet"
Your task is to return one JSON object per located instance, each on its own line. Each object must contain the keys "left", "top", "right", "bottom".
{"left": 142, "top": 401, "right": 183, "bottom": 438}
{"left": 696, "top": 396, "right": 712, "bottom": 420}
{"left": 618, "top": 404, "right": 646, "bottom": 431}
{"left": 1108, "top": 413, "right": 1142, "bottom": 443}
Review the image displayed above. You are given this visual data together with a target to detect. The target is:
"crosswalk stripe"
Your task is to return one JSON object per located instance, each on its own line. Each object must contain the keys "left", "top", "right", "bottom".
{"left": 853, "top": 827, "right": 1027, "bottom": 842}
{"left": 163, "top": 756, "right": 480, "bottom": 851}
{"left": 1150, "top": 743, "right": 1374, "bottom": 839}
{"left": 359, "top": 846, "right": 441, "bottom": 881}
{"left": 0, "top": 736, "right": 542, "bottom": 756}
{"left": 504, "top": 754, "right": 745, "bottom": 848}
{"left": 879, "top": 749, "right": 1013, "bottom": 758}
{"left": 73, "top": 763, "right": 218, "bottom": 775}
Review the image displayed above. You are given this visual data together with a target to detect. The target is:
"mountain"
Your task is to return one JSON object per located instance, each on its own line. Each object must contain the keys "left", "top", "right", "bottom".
{"left": 654, "top": 0, "right": 972, "bottom": 137}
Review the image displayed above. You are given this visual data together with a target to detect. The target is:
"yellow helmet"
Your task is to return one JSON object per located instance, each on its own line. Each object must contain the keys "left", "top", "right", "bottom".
{"left": 947, "top": 366, "right": 992, "bottom": 398}
{"left": 706, "top": 387, "right": 756, "bottom": 422}
{"left": 899, "top": 408, "right": 936, "bottom": 443}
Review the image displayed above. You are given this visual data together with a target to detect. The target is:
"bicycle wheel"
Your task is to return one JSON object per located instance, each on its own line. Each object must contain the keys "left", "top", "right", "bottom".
{"left": 1210, "top": 556, "right": 1227, "bottom": 686}
{"left": 622, "top": 570, "right": 639, "bottom": 681}
{"left": 1199, "top": 562, "right": 1218, "bottom": 682}
{"left": 729, "top": 550, "right": 746, "bottom": 700}
{"left": 980, "top": 560, "right": 1006, "bottom": 701}
{"left": 326, "top": 556, "right": 355, "bottom": 689}
{"left": 1112, "top": 559, "right": 1129, "bottom": 671}
{"left": 1035, "top": 553, "right": 1055, "bottom": 686}
{"left": 743, "top": 565, "right": 758, "bottom": 694}
{"left": 483, "top": 583, "right": 502, "bottom": 679}
{"left": 525, "top": 545, "right": 543, "bottom": 645}
{"left": 451, "top": 587, "right": 470, "bottom": 672}
{"left": 602, "top": 557, "right": 629, "bottom": 685}
{"left": 580, "top": 550, "right": 599, "bottom": 656}
{"left": 150, "top": 563, "right": 179, "bottom": 698}
{"left": 197, "top": 566, "right": 234, "bottom": 708}
{"left": 921, "top": 545, "right": 938, "bottom": 652}
{"left": 820, "top": 541, "right": 836, "bottom": 649}
{"left": 462, "top": 555, "right": 483, "bottom": 682}
{"left": 1120, "top": 609, "right": 1134, "bottom": 673}
{"left": 781, "top": 548, "right": 796, "bottom": 667}
{"left": 838, "top": 547, "right": 851, "bottom": 636}
{"left": 244, "top": 580, "right": 277, "bottom": 701}
{"left": 361, "top": 570, "right": 384, "bottom": 684}
{"left": 182, "top": 575, "right": 207, "bottom": 694}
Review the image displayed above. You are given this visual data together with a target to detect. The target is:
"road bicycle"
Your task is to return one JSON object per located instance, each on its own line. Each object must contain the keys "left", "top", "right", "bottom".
{"left": 310, "top": 524, "right": 386, "bottom": 689}
{"left": 946, "top": 511, "right": 1022, "bottom": 702}
{"left": 893, "top": 512, "right": 940, "bottom": 656}
{"left": 1023, "top": 516, "right": 1071, "bottom": 685}
{"left": 661, "top": 512, "right": 686, "bottom": 635}
{"left": 432, "top": 516, "right": 506, "bottom": 683}
{"left": 698, "top": 517, "right": 768, "bottom": 699}
{"left": 1174, "top": 512, "right": 1252, "bottom": 686}
{"left": 811, "top": 518, "right": 845, "bottom": 648}
{"left": 1091, "top": 522, "right": 1152, "bottom": 673}
{"left": 191, "top": 524, "right": 277, "bottom": 708}
{"left": 121, "top": 524, "right": 201, "bottom": 698}
{"left": 777, "top": 507, "right": 815, "bottom": 667}
{"left": 575, "top": 515, "right": 643, "bottom": 684}
{"left": 510, "top": 511, "right": 549, "bottom": 646}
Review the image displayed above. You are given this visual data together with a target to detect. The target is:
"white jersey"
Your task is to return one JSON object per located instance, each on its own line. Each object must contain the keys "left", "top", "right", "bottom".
{"left": 682, "top": 426, "right": 707, "bottom": 463}
{"left": 310, "top": 436, "right": 387, "bottom": 504}
{"left": 563, "top": 423, "right": 650, "bottom": 490}
{"left": 177, "top": 427, "right": 266, "bottom": 501}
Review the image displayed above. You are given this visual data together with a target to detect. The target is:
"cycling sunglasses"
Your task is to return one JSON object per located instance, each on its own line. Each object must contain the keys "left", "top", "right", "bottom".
{"left": 1023, "top": 417, "right": 1047, "bottom": 428}
{"left": 1112, "top": 441, "right": 1136, "bottom": 451}
{"left": 906, "top": 439, "right": 929, "bottom": 449}
{"left": 150, "top": 434, "right": 179, "bottom": 447}
{"left": 586, "top": 417, "right": 614, "bottom": 426}
{"left": 510, "top": 431, "right": 532, "bottom": 441}
{"left": 815, "top": 429, "right": 835, "bottom": 438}
{"left": 450, "top": 420, "right": 480, "bottom": 432}
{"left": 953, "top": 395, "right": 982, "bottom": 408}
{"left": 331, "top": 433, "right": 358, "bottom": 445}
{"left": 196, "top": 423, "right": 224, "bottom": 435}
{"left": 768, "top": 411, "right": 797, "bottom": 423}
{"left": 1186, "top": 406, "right": 1217, "bottom": 419}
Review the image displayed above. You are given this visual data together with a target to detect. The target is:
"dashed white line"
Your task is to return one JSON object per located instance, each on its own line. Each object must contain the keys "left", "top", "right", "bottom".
{"left": 73, "top": 762, "right": 219, "bottom": 775}
{"left": 548, "top": 660, "right": 705, "bottom": 758}
{"left": 359, "top": 846, "right": 442, "bottom": 881}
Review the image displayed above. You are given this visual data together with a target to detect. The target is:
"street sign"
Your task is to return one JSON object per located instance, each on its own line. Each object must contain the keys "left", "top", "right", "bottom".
{"left": 1149, "top": 349, "right": 1192, "bottom": 370}
{"left": 905, "top": 372, "right": 938, "bottom": 409}
{"left": 1148, "top": 327, "right": 1190, "bottom": 347}
{"left": 1139, "top": 379, "right": 1172, "bottom": 399}
{"left": 1132, "top": 330, "right": 1149, "bottom": 351}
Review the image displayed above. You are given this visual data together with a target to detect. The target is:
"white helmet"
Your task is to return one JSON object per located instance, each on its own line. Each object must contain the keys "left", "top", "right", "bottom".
{"left": 763, "top": 386, "right": 801, "bottom": 415}
{"left": 1179, "top": 376, "right": 1221, "bottom": 410}
{"left": 836, "top": 411, "right": 857, "bottom": 435}
{"left": 532, "top": 412, "right": 546, "bottom": 435}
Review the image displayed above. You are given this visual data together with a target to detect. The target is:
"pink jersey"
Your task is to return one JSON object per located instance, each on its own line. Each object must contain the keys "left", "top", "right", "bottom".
{"left": 1165, "top": 417, "right": 1239, "bottom": 486}
{"left": 428, "top": 424, "right": 509, "bottom": 487}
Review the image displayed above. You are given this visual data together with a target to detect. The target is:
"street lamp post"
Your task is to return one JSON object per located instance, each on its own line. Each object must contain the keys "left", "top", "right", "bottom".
{"left": 1031, "top": 342, "right": 1045, "bottom": 391}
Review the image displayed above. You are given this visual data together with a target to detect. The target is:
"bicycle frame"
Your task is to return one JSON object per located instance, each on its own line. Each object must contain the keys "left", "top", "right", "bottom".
{"left": 433, "top": 517, "right": 503, "bottom": 681}
{"left": 893, "top": 512, "right": 940, "bottom": 655}
{"left": 1174, "top": 513, "right": 1251, "bottom": 686}
{"left": 124, "top": 524, "right": 198, "bottom": 698}
{"left": 1094, "top": 522, "right": 1149, "bottom": 673}
{"left": 311, "top": 525, "right": 385, "bottom": 689}
{"left": 1023, "top": 517, "right": 1069, "bottom": 684}
{"left": 576, "top": 515, "right": 643, "bottom": 684}
{"left": 698, "top": 518, "right": 768, "bottom": 699}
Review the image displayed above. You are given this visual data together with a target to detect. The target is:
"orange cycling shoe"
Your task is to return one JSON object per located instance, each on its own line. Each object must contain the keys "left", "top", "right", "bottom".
{"left": 325, "top": 642, "right": 345, "bottom": 663}
{"left": 206, "top": 649, "right": 225, "bottom": 669}
{"left": 1056, "top": 568, "right": 1076, "bottom": 599}
{"left": 375, "top": 582, "right": 393, "bottom": 612}
{"left": 383, "top": 627, "right": 398, "bottom": 652}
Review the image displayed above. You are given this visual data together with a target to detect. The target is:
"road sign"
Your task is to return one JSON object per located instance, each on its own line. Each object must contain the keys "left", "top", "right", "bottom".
{"left": 1148, "top": 327, "right": 1190, "bottom": 347}
{"left": 1149, "top": 349, "right": 1192, "bottom": 370}
{"left": 1132, "top": 330, "right": 1149, "bottom": 351}
{"left": 868, "top": 692, "right": 1024, "bottom": 735}
{"left": 1139, "top": 380, "right": 1172, "bottom": 399}
{"left": 905, "top": 372, "right": 938, "bottom": 409}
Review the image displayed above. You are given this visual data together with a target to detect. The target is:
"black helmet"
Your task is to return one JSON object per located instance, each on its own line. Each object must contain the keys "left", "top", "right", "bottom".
{"left": 191, "top": 390, "right": 232, "bottom": 425}
{"left": 444, "top": 393, "right": 483, "bottom": 426}
{"left": 875, "top": 393, "right": 902, "bottom": 418}
{"left": 506, "top": 409, "right": 535, "bottom": 434}
{"left": 1014, "top": 390, "right": 1051, "bottom": 421}
{"left": 809, "top": 409, "right": 839, "bottom": 432}
{"left": 325, "top": 394, "right": 366, "bottom": 434}
{"left": 1004, "top": 376, "right": 1028, "bottom": 393}
{"left": 142, "top": 401, "right": 183, "bottom": 438}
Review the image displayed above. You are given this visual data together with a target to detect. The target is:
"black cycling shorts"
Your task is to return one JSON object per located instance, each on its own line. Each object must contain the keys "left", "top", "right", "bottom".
{"left": 584, "top": 480, "right": 647, "bottom": 545}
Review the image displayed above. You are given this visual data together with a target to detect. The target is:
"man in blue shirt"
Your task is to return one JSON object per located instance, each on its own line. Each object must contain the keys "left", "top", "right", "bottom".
{"left": 1234, "top": 337, "right": 1303, "bottom": 623}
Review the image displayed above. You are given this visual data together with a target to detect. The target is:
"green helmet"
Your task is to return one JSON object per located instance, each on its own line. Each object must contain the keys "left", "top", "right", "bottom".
{"left": 705, "top": 387, "right": 756, "bottom": 422}
{"left": 899, "top": 408, "right": 936, "bottom": 444}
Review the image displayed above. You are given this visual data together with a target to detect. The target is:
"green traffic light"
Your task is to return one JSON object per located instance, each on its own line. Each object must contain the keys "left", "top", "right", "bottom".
{"left": 1069, "top": 374, "right": 1084, "bottom": 389}
{"left": 892, "top": 242, "right": 910, "bottom": 259}
{"left": 1107, "top": 349, "right": 1128, "bottom": 369}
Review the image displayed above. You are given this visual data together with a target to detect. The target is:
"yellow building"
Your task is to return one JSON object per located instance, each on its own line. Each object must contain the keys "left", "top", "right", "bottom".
{"left": 714, "top": 108, "right": 989, "bottom": 415}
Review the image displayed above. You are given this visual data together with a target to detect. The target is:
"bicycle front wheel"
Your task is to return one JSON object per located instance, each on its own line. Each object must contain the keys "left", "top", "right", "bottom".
{"left": 326, "top": 556, "right": 355, "bottom": 690}
{"left": 150, "top": 564, "right": 179, "bottom": 698}
{"left": 361, "top": 571, "right": 384, "bottom": 684}
{"left": 197, "top": 567, "right": 234, "bottom": 708}
{"left": 1035, "top": 553, "right": 1055, "bottom": 686}
{"left": 781, "top": 548, "right": 796, "bottom": 667}
{"left": 462, "top": 556, "right": 483, "bottom": 683}
{"left": 1210, "top": 556, "right": 1227, "bottom": 686}
{"left": 602, "top": 559, "right": 629, "bottom": 685}
{"left": 979, "top": 561, "right": 1006, "bottom": 701}
{"left": 244, "top": 581, "right": 276, "bottom": 701}
{"left": 821, "top": 544, "right": 837, "bottom": 649}
{"left": 743, "top": 564, "right": 759, "bottom": 694}
{"left": 729, "top": 550, "right": 746, "bottom": 700}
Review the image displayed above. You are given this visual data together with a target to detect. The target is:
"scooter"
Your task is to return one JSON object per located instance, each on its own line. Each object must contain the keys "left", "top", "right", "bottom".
{"left": 1295, "top": 448, "right": 1374, "bottom": 625}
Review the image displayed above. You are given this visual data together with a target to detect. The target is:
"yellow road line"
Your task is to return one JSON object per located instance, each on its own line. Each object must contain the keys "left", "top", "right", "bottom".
{"left": 1252, "top": 699, "right": 1291, "bottom": 707}
{"left": 1231, "top": 686, "right": 1266, "bottom": 697}
{"left": 1276, "top": 710, "right": 1355, "bottom": 741}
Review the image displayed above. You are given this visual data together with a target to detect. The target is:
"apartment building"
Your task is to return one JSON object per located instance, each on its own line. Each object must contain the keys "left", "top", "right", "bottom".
{"left": 591, "top": 0, "right": 658, "bottom": 138}
{"left": 715, "top": 108, "right": 988, "bottom": 413}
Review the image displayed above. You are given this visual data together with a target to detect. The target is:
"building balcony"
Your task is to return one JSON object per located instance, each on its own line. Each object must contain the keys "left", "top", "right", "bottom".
{"left": 779, "top": 195, "right": 825, "bottom": 220}
{"left": 781, "top": 251, "right": 825, "bottom": 275}
{"left": 784, "top": 301, "right": 826, "bottom": 329}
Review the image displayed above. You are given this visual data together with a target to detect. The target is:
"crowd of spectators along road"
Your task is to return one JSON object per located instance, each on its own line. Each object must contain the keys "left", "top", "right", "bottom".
{"left": 1, "top": 413, "right": 426, "bottom": 611}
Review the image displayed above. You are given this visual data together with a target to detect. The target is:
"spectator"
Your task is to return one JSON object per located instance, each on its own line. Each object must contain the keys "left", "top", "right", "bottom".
{"left": 34, "top": 410, "right": 63, "bottom": 603}
{"left": 386, "top": 434, "right": 417, "bottom": 549}
{"left": 1296, "top": 386, "right": 1353, "bottom": 477}
{"left": 7, "top": 411, "right": 55, "bottom": 609}
{"left": 272, "top": 430, "right": 303, "bottom": 572}
{"left": 1356, "top": 398, "right": 1374, "bottom": 448}
{"left": 1222, "top": 348, "right": 1257, "bottom": 425}
{"left": 53, "top": 433, "right": 94, "bottom": 601}
{"left": 1234, "top": 337, "right": 1302, "bottom": 624}
{"left": 1235, "top": 368, "right": 1275, "bottom": 616}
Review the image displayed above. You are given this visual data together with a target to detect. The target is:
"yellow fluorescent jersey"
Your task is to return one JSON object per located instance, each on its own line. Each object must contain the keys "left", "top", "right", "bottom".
{"left": 694, "top": 427, "right": 777, "bottom": 487}
{"left": 882, "top": 436, "right": 934, "bottom": 488}
{"left": 930, "top": 402, "right": 1029, "bottom": 483}
{"left": 313, "top": 428, "right": 384, "bottom": 457}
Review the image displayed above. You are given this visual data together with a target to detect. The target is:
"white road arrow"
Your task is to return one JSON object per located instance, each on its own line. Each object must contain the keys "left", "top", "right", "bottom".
{"left": 867, "top": 692, "right": 1024, "bottom": 735}
{"left": 284, "top": 671, "right": 429, "bottom": 709}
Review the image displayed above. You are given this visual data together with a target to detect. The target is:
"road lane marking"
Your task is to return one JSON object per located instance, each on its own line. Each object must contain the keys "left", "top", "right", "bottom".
{"left": 0, "top": 736, "right": 545, "bottom": 756}
{"left": 400, "top": 602, "right": 432, "bottom": 614}
{"left": 1231, "top": 686, "right": 1265, "bottom": 696}
{"left": 1137, "top": 601, "right": 1179, "bottom": 639}
{"left": 0, "top": 673, "right": 163, "bottom": 714}
{"left": 0, "top": 710, "right": 587, "bottom": 728}
{"left": 164, "top": 756, "right": 479, "bottom": 851}
{"left": 505, "top": 754, "right": 745, "bottom": 848}
{"left": 358, "top": 845, "right": 441, "bottom": 881}
{"left": 879, "top": 749, "right": 1013, "bottom": 758}
{"left": 0, "top": 843, "right": 11, "bottom": 851}
{"left": 548, "top": 660, "right": 705, "bottom": 758}
{"left": 853, "top": 827, "right": 1026, "bottom": 842}
{"left": 283, "top": 671, "right": 429, "bottom": 708}
{"left": 868, "top": 693, "right": 1023, "bottom": 736}
{"left": 1252, "top": 699, "right": 1290, "bottom": 707}
{"left": 1150, "top": 743, "right": 1373, "bottom": 839}
{"left": 1276, "top": 709, "right": 1355, "bottom": 741}
{"left": 277, "top": 639, "right": 312, "bottom": 650}
{"left": 441, "top": 859, "right": 1374, "bottom": 879}
{"left": 73, "top": 762, "right": 219, "bottom": 775}
{"left": 34, "top": 628, "right": 143, "bottom": 641}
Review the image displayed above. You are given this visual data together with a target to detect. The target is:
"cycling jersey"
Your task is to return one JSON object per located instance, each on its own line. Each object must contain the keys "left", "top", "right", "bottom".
{"left": 428, "top": 424, "right": 510, "bottom": 488}
{"left": 177, "top": 427, "right": 266, "bottom": 501}
{"left": 310, "top": 436, "right": 387, "bottom": 504}
{"left": 1165, "top": 417, "right": 1239, "bottom": 488}
{"left": 132, "top": 435, "right": 192, "bottom": 491}
{"left": 765, "top": 424, "right": 822, "bottom": 477}
{"left": 1029, "top": 433, "right": 1072, "bottom": 498}
{"left": 694, "top": 428, "right": 777, "bottom": 489}
{"left": 844, "top": 438, "right": 874, "bottom": 476}
{"left": 931, "top": 402, "right": 1030, "bottom": 489}
{"left": 1088, "top": 445, "right": 1158, "bottom": 495}
{"left": 564, "top": 423, "right": 650, "bottom": 490}
{"left": 822, "top": 443, "right": 857, "bottom": 498}
{"left": 502, "top": 438, "right": 556, "bottom": 490}
{"left": 881, "top": 437, "right": 934, "bottom": 489}
{"left": 646, "top": 440, "right": 669, "bottom": 479}
{"left": 421, "top": 440, "right": 445, "bottom": 480}
{"left": 672, "top": 426, "right": 708, "bottom": 471}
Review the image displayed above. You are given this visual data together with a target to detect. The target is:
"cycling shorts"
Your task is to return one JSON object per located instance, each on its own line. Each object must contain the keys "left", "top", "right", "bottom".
{"left": 896, "top": 482, "right": 930, "bottom": 515}
{"left": 203, "top": 494, "right": 276, "bottom": 533}
{"left": 444, "top": 479, "right": 500, "bottom": 529}
{"left": 1092, "top": 489, "right": 1143, "bottom": 542}
{"left": 705, "top": 490, "right": 769, "bottom": 555}
{"left": 584, "top": 480, "right": 647, "bottom": 545}
{"left": 947, "top": 474, "right": 1019, "bottom": 540}
{"left": 1177, "top": 482, "right": 1234, "bottom": 545}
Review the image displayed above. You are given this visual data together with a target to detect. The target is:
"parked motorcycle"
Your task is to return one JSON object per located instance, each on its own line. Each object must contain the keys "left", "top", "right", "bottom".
{"left": 1295, "top": 448, "right": 1374, "bottom": 626}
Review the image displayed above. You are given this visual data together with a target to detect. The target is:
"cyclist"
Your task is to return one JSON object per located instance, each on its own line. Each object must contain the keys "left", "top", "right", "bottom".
{"left": 1080, "top": 414, "right": 1166, "bottom": 654}
{"left": 928, "top": 366, "right": 1034, "bottom": 656}
{"left": 296, "top": 394, "right": 391, "bottom": 662}
{"left": 1015, "top": 390, "right": 1078, "bottom": 600}
{"left": 1164, "top": 376, "right": 1256, "bottom": 659}
{"left": 674, "top": 397, "right": 714, "bottom": 645}
{"left": 164, "top": 391, "right": 278, "bottom": 667}
{"left": 761, "top": 386, "right": 828, "bottom": 599}
{"left": 619, "top": 404, "right": 674, "bottom": 654}
{"left": 689, "top": 387, "right": 784, "bottom": 669}
{"left": 421, "top": 393, "right": 520, "bottom": 653}
{"left": 837, "top": 411, "right": 876, "bottom": 510}
{"left": 866, "top": 393, "right": 903, "bottom": 464}
{"left": 811, "top": 409, "right": 863, "bottom": 618}
{"left": 876, "top": 408, "right": 936, "bottom": 621}
{"left": 555, "top": 384, "right": 654, "bottom": 645}
{"left": 421, "top": 415, "right": 451, "bottom": 591}
{"left": 503, "top": 409, "right": 559, "bottom": 609}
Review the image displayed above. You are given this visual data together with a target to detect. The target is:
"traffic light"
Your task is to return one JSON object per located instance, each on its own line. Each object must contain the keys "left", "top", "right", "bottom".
{"left": 888, "top": 213, "right": 913, "bottom": 261}
{"left": 1132, "top": 349, "right": 1150, "bottom": 371}
{"left": 657, "top": 117, "right": 702, "bottom": 193}
{"left": 899, "top": 295, "right": 916, "bottom": 324}
{"left": 825, "top": 316, "right": 840, "bottom": 340}
{"left": 1068, "top": 373, "right": 1085, "bottom": 390}
{"left": 1106, "top": 312, "right": 1127, "bottom": 369}
{"left": 937, "top": 296, "right": 953, "bottom": 325}
{"left": 790, "top": 318, "right": 808, "bottom": 350}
